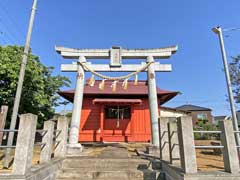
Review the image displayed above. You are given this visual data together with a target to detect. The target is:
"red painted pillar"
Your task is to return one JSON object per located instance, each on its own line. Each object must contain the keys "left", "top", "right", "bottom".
{"left": 100, "top": 105, "right": 104, "bottom": 142}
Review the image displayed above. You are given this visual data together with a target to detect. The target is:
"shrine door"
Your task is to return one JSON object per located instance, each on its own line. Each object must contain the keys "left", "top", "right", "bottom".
{"left": 103, "top": 105, "right": 132, "bottom": 142}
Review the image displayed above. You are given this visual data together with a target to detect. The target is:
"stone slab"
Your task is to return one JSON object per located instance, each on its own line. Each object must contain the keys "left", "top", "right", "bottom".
{"left": 162, "top": 161, "right": 240, "bottom": 180}
{"left": 146, "top": 145, "right": 160, "bottom": 158}
{"left": 0, "top": 158, "right": 63, "bottom": 180}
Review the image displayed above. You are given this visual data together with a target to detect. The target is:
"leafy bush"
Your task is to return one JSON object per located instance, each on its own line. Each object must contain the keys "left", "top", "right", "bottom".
{"left": 194, "top": 121, "right": 219, "bottom": 140}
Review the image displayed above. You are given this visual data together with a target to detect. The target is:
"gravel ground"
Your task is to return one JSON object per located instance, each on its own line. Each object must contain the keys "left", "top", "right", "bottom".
{"left": 0, "top": 141, "right": 225, "bottom": 173}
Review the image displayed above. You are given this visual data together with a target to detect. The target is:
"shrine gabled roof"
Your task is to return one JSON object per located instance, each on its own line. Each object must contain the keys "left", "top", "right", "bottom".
{"left": 58, "top": 80, "right": 179, "bottom": 105}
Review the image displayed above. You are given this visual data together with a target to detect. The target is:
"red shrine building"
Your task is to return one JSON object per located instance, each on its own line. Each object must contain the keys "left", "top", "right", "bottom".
{"left": 59, "top": 80, "right": 178, "bottom": 142}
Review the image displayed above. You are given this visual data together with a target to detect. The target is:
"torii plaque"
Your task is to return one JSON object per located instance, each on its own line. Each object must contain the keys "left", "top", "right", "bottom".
{"left": 56, "top": 46, "right": 177, "bottom": 153}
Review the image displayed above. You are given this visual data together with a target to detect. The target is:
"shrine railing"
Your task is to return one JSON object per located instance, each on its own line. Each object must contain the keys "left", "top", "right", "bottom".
{"left": 159, "top": 116, "right": 240, "bottom": 174}
{"left": 0, "top": 112, "right": 68, "bottom": 175}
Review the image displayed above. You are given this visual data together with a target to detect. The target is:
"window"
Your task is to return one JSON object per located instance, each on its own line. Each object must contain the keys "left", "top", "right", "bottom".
{"left": 104, "top": 106, "right": 131, "bottom": 119}
{"left": 197, "top": 113, "right": 208, "bottom": 124}
{"left": 197, "top": 113, "right": 207, "bottom": 120}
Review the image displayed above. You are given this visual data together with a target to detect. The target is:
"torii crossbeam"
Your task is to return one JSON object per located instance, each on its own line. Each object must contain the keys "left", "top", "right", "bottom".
{"left": 56, "top": 46, "right": 177, "bottom": 59}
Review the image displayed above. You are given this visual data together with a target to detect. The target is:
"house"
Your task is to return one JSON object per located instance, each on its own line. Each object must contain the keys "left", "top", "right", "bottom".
{"left": 214, "top": 111, "right": 240, "bottom": 126}
{"left": 59, "top": 80, "right": 178, "bottom": 142}
{"left": 213, "top": 115, "right": 227, "bottom": 125}
{"left": 175, "top": 104, "right": 213, "bottom": 125}
{"left": 160, "top": 106, "right": 189, "bottom": 118}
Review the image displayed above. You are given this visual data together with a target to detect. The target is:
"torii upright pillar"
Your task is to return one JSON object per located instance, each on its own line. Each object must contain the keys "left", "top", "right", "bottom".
{"left": 68, "top": 57, "right": 86, "bottom": 152}
{"left": 147, "top": 56, "right": 159, "bottom": 146}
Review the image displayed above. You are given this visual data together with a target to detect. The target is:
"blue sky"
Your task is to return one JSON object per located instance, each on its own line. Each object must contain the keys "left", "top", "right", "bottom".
{"left": 0, "top": 0, "right": 240, "bottom": 116}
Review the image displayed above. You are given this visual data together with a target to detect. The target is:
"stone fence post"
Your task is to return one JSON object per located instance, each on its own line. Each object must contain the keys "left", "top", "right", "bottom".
{"left": 13, "top": 113, "right": 37, "bottom": 175}
{"left": 0, "top": 106, "right": 8, "bottom": 145}
{"left": 54, "top": 116, "right": 69, "bottom": 158}
{"left": 40, "top": 120, "right": 55, "bottom": 163}
{"left": 159, "top": 117, "right": 170, "bottom": 162}
{"left": 219, "top": 120, "right": 240, "bottom": 173}
{"left": 168, "top": 118, "right": 180, "bottom": 165}
{"left": 177, "top": 116, "right": 197, "bottom": 174}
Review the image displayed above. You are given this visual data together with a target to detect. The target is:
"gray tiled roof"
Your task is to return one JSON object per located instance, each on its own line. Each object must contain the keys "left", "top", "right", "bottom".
{"left": 175, "top": 104, "right": 212, "bottom": 111}
{"left": 214, "top": 116, "right": 227, "bottom": 121}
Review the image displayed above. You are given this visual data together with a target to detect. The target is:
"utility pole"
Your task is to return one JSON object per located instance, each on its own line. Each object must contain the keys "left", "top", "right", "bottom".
{"left": 212, "top": 26, "right": 240, "bottom": 147}
{"left": 4, "top": 0, "right": 38, "bottom": 168}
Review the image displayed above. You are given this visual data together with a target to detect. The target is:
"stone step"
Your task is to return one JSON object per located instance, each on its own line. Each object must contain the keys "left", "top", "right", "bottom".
{"left": 62, "top": 158, "right": 155, "bottom": 169}
{"left": 57, "top": 178, "right": 149, "bottom": 180}
{"left": 57, "top": 169, "right": 161, "bottom": 180}
{"left": 58, "top": 179, "right": 135, "bottom": 180}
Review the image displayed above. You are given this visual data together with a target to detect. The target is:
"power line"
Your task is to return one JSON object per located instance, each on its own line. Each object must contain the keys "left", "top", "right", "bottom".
{"left": 168, "top": 99, "right": 228, "bottom": 103}
{"left": 168, "top": 102, "right": 230, "bottom": 105}
{"left": 223, "top": 27, "right": 240, "bottom": 32}
{"left": 0, "top": 1, "right": 26, "bottom": 44}
{"left": 0, "top": 18, "right": 19, "bottom": 44}
{"left": 0, "top": 31, "right": 7, "bottom": 44}
{"left": 223, "top": 27, "right": 240, "bottom": 39}
{"left": 0, "top": 27, "right": 15, "bottom": 44}
{"left": 0, "top": 1, "right": 26, "bottom": 36}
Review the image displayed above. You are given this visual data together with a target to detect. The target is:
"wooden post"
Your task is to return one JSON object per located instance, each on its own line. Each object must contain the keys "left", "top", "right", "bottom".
{"left": 0, "top": 106, "right": 8, "bottom": 145}
{"left": 177, "top": 116, "right": 197, "bottom": 174}
{"left": 55, "top": 116, "right": 69, "bottom": 157}
{"left": 13, "top": 114, "right": 37, "bottom": 175}
{"left": 219, "top": 120, "right": 240, "bottom": 173}
{"left": 40, "top": 120, "right": 55, "bottom": 163}
{"left": 100, "top": 105, "right": 104, "bottom": 142}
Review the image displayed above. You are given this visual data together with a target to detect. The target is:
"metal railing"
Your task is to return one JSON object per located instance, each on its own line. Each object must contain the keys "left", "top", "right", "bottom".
{"left": 193, "top": 130, "right": 223, "bottom": 149}
{"left": 193, "top": 130, "right": 222, "bottom": 134}
{"left": 233, "top": 131, "right": 240, "bottom": 148}
{"left": 0, "top": 129, "right": 18, "bottom": 132}
{"left": 36, "top": 129, "right": 48, "bottom": 136}
{"left": 195, "top": 145, "right": 224, "bottom": 149}
{"left": 0, "top": 129, "right": 18, "bottom": 149}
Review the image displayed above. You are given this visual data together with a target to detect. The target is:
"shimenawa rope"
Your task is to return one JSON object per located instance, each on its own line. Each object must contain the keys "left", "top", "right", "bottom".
{"left": 79, "top": 61, "right": 154, "bottom": 81}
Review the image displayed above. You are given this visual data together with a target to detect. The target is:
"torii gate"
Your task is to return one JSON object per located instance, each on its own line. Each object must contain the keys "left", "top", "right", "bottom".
{"left": 56, "top": 46, "right": 177, "bottom": 152}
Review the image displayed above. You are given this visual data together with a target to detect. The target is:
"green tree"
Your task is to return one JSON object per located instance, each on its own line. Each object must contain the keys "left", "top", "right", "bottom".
{"left": 0, "top": 46, "right": 71, "bottom": 128}
{"left": 229, "top": 55, "right": 240, "bottom": 104}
